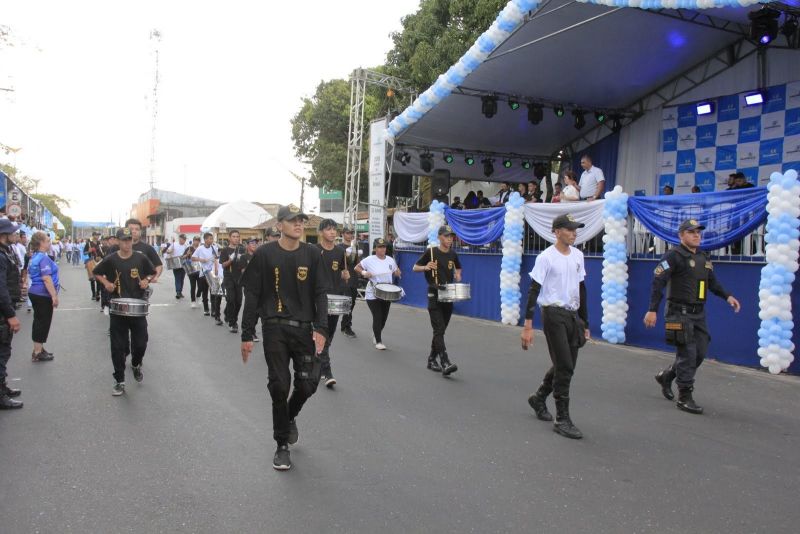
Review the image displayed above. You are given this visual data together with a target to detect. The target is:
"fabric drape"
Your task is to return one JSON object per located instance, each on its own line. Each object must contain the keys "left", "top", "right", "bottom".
{"left": 444, "top": 207, "right": 505, "bottom": 245}
{"left": 523, "top": 201, "right": 607, "bottom": 245}
{"left": 393, "top": 212, "right": 430, "bottom": 243}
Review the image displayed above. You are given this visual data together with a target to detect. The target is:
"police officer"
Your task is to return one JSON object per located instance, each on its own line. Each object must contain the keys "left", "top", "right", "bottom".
{"left": 0, "top": 218, "right": 23, "bottom": 409}
{"left": 645, "top": 219, "right": 741, "bottom": 414}
{"left": 240, "top": 205, "right": 329, "bottom": 471}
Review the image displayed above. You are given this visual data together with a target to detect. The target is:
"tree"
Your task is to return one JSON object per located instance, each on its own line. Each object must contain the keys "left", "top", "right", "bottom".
{"left": 33, "top": 193, "right": 72, "bottom": 235}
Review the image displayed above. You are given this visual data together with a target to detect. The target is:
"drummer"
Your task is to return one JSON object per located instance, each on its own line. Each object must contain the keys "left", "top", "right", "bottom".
{"left": 412, "top": 225, "right": 461, "bottom": 376}
{"left": 190, "top": 232, "right": 218, "bottom": 317}
{"left": 354, "top": 238, "right": 401, "bottom": 350}
{"left": 314, "top": 218, "right": 350, "bottom": 388}
{"left": 209, "top": 254, "right": 224, "bottom": 326}
{"left": 92, "top": 228, "right": 157, "bottom": 396}
{"left": 182, "top": 236, "right": 202, "bottom": 309}
{"left": 165, "top": 234, "right": 188, "bottom": 300}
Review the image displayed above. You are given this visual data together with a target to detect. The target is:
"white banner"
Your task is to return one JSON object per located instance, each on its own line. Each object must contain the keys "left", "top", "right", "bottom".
{"left": 393, "top": 211, "right": 430, "bottom": 243}
{"left": 523, "top": 200, "right": 607, "bottom": 245}
{"left": 368, "top": 118, "right": 387, "bottom": 253}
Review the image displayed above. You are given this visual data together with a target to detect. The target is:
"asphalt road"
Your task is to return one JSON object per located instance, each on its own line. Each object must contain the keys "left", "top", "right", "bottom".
{"left": 1, "top": 263, "right": 799, "bottom": 533}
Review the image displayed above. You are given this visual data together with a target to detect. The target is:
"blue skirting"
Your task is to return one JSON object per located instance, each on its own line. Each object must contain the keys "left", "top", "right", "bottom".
{"left": 395, "top": 251, "right": 799, "bottom": 374}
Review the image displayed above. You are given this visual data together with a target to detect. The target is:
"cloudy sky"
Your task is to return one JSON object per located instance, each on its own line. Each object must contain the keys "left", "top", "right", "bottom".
{"left": 0, "top": 0, "right": 419, "bottom": 222}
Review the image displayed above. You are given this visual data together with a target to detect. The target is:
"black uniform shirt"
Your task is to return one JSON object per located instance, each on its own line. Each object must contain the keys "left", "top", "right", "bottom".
{"left": 339, "top": 242, "right": 361, "bottom": 288}
{"left": 107, "top": 241, "right": 163, "bottom": 267}
{"left": 648, "top": 245, "right": 730, "bottom": 312}
{"left": 219, "top": 245, "right": 247, "bottom": 278}
{"left": 415, "top": 247, "right": 461, "bottom": 289}
{"left": 93, "top": 251, "right": 156, "bottom": 300}
{"left": 0, "top": 243, "right": 18, "bottom": 319}
{"left": 240, "top": 241, "right": 329, "bottom": 341}
{"left": 314, "top": 243, "right": 346, "bottom": 296}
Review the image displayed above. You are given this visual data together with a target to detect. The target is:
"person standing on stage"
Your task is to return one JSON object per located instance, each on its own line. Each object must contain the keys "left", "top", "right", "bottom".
{"left": 27, "top": 232, "right": 59, "bottom": 362}
{"left": 339, "top": 225, "right": 361, "bottom": 339}
{"left": 183, "top": 236, "right": 202, "bottom": 308}
{"left": 645, "top": 219, "right": 740, "bottom": 414}
{"left": 240, "top": 205, "right": 329, "bottom": 471}
{"left": 355, "top": 238, "right": 401, "bottom": 350}
{"left": 165, "top": 234, "right": 188, "bottom": 300}
{"left": 93, "top": 228, "right": 156, "bottom": 396}
{"left": 578, "top": 154, "right": 605, "bottom": 201}
{"left": 314, "top": 219, "right": 350, "bottom": 388}
{"left": 219, "top": 230, "right": 247, "bottom": 333}
{"left": 413, "top": 225, "right": 461, "bottom": 376}
{"left": 521, "top": 214, "right": 590, "bottom": 440}
{"left": 0, "top": 218, "right": 23, "bottom": 409}
{"left": 191, "top": 232, "right": 218, "bottom": 317}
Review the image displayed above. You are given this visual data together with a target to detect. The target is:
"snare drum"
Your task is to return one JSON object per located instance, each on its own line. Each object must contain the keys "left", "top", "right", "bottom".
{"left": 327, "top": 294, "right": 352, "bottom": 315}
{"left": 109, "top": 298, "right": 149, "bottom": 317}
{"left": 205, "top": 272, "right": 224, "bottom": 296}
{"left": 188, "top": 261, "right": 204, "bottom": 274}
{"left": 165, "top": 256, "right": 183, "bottom": 270}
{"left": 437, "top": 283, "right": 471, "bottom": 302}
{"left": 374, "top": 283, "right": 403, "bottom": 302}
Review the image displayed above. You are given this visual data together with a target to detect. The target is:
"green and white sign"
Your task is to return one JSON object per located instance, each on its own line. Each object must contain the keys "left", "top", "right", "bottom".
{"left": 319, "top": 186, "right": 343, "bottom": 200}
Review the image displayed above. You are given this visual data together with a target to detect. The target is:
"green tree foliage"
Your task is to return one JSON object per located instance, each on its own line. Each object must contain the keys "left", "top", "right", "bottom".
{"left": 32, "top": 194, "right": 72, "bottom": 235}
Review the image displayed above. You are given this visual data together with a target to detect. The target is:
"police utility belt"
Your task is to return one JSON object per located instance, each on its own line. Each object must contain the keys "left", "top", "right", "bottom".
{"left": 664, "top": 302, "right": 703, "bottom": 346}
{"left": 264, "top": 317, "right": 313, "bottom": 331}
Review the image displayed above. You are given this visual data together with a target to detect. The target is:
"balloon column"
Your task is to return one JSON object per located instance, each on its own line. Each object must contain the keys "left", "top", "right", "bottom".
{"left": 600, "top": 186, "right": 630, "bottom": 344}
{"left": 757, "top": 170, "right": 800, "bottom": 374}
{"left": 500, "top": 192, "right": 526, "bottom": 325}
{"left": 427, "top": 200, "right": 447, "bottom": 247}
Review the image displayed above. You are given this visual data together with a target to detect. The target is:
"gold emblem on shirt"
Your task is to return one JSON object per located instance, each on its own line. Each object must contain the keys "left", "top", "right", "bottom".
{"left": 654, "top": 266, "right": 664, "bottom": 275}
{"left": 448, "top": 260, "right": 454, "bottom": 270}
{"left": 130, "top": 268, "right": 139, "bottom": 279}
{"left": 705, "top": 261, "right": 713, "bottom": 270}
{"left": 689, "top": 259, "right": 695, "bottom": 267}
{"left": 332, "top": 260, "right": 339, "bottom": 272}
{"left": 297, "top": 266, "right": 308, "bottom": 281}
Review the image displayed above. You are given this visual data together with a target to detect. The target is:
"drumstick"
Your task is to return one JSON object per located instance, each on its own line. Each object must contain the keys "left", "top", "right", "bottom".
{"left": 431, "top": 247, "right": 438, "bottom": 286}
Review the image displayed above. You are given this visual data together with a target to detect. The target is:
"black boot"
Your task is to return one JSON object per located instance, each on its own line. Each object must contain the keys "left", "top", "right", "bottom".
{"left": 0, "top": 379, "right": 20, "bottom": 398}
{"left": 0, "top": 392, "right": 23, "bottom": 409}
{"left": 553, "top": 397, "right": 582, "bottom": 439}
{"left": 426, "top": 351, "right": 442, "bottom": 372}
{"left": 527, "top": 384, "right": 553, "bottom": 422}
{"left": 440, "top": 351, "right": 458, "bottom": 376}
{"left": 655, "top": 368, "right": 675, "bottom": 400}
{"left": 676, "top": 387, "right": 703, "bottom": 414}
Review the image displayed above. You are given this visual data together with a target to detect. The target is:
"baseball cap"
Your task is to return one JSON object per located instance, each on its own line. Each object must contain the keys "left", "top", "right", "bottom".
{"left": 246, "top": 237, "right": 259, "bottom": 244}
{"left": 318, "top": 218, "right": 337, "bottom": 231}
{"left": 438, "top": 225, "right": 456, "bottom": 236}
{"left": 679, "top": 219, "right": 705, "bottom": 232}
{"left": 265, "top": 227, "right": 280, "bottom": 237}
{"left": 116, "top": 228, "right": 133, "bottom": 240}
{"left": 552, "top": 214, "right": 585, "bottom": 230}
{"left": 0, "top": 218, "right": 20, "bottom": 235}
{"left": 277, "top": 205, "right": 308, "bottom": 221}
{"left": 342, "top": 225, "right": 355, "bottom": 234}
{"left": 373, "top": 237, "right": 388, "bottom": 248}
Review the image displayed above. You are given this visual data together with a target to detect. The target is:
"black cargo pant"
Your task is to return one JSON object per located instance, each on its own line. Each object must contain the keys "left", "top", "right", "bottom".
{"left": 428, "top": 297, "right": 453, "bottom": 356}
{"left": 0, "top": 325, "right": 13, "bottom": 382}
{"left": 223, "top": 279, "right": 243, "bottom": 326}
{"left": 109, "top": 314, "right": 148, "bottom": 383}
{"left": 662, "top": 306, "right": 710, "bottom": 389}
{"left": 263, "top": 321, "right": 320, "bottom": 445}
{"left": 539, "top": 306, "right": 582, "bottom": 400}
{"left": 340, "top": 286, "right": 358, "bottom": 331}
{"left": 319, "top": 315, "right": 339, "bottom": 377}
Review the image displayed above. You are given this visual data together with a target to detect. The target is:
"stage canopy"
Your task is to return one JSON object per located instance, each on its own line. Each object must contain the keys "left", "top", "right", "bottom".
{"left": 201, "top": 200, "right": 268, "bottom": 230}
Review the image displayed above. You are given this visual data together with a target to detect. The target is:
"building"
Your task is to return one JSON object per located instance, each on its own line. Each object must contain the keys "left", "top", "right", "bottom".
{"left": 130, "top": 188, "right": 223, "bottom": 245}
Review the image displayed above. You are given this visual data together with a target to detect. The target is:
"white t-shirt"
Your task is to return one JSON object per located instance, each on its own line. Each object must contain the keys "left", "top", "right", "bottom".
{"left": 165, "top": 241, "right": 188, "bottom": 259}
{"left": 12, "top": 242, "right": 26, "bottom": 269}
{"left": 578, "top": 165, "right": 605, "bottom": 199}
{"left": 561, "top": 184, "right": 580, "bottom": 202}
{"left": 529, "top": 245, "right": 586, "bottom": 311}
{"left": 358, "top": 255, "right": 398, "bottom": 300}
{"left": 193, "top": 244, "right": 218, "bottom": 273}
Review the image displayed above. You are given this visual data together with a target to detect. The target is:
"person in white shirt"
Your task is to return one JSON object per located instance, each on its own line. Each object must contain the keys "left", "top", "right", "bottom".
{"left": 354, "top": 238, "right": 401, "bottom": 350}
{"left": 578, "top": 155, "right": 605, "bottom": 201}
{"left": 560, "top": 171, "right": 581, "bottom": 202}
{"left": 191, "top": 232, "right": 218, "bottom": 316}
{"left": 164, "top": 234, "right": 189, "bottom": 299}
{"left": 521, "top": 214, "right": 591, "bottom": 440}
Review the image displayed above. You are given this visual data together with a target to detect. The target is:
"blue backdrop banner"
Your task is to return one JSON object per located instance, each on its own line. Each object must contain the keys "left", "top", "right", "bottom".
{"left": 444, "top": 206, "right": 505, "bottom": 245}
{"left": 628, "top": 188, "right": 769, "bottom": 249}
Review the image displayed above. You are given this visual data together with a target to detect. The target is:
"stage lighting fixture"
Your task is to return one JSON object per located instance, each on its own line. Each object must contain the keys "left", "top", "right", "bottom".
{"left": 481, "top": 95, "right": 498, "bottom": 118}
{"left": 782, "top": 16, "right": 798, "bottom": 40}
{"left": 749, "top": 7, "right": 780, "bottom": 45}
{"left": 611, "top": 114, "right": 623, "bottom": 132}
{"left": 521, "top": 160, "right": 532, "bottom": 170}
{"left": 398, "top": 151, "right": 411, "bottom": 165}
{"left": 503, "top": 158, "right": 513, "bottom": 169}
{"left": 527, "top": 103, "right": 543, "bottom": 125}
{"left": 594, "top": 111, "right": 607, "bottom": 123}
{"left": 482, "top": 158, "right": 495, "bottom": 178}
{"left": 745, "top": 91, "right": 765, "bottom": 106}
{"left": 508, "top": 98, "right": 520, "bottom": 111}
{"left": 696, "top": 101, "right": 715, "bottom": 115}
{"left": 572, "top": 109, "right": 586, "bottom": 130}
{"left": 465, "top": 154, "right": 475, "bottom": 166}
{"left": 554, "top": 105, "right": 565, "bottom": 118}
{"left": 420, "top": 152, "right": 434, "bottom": 173}
{"left": 443, "top": 153, "right": 454, "bottom": 164}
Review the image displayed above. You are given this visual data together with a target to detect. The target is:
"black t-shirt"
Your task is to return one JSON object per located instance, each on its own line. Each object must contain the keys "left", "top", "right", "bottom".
{"left": 92, "top": 251, "right": 157, "bottom": 300}
{"left": 219, "top": 245, "right": 247, "bottom": 277}
{"left": 107, "top": 241, "right": 163, "bottom": 267}
{"left": 314, "top": 243, "right": 346, "bottom": 295}
{"left": 415, "top": 247, "right": 461, "bottom": 289}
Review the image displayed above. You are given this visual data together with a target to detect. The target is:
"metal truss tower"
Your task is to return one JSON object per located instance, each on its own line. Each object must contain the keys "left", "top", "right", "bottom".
{"left": 148, "top": 29, "right": 161, "bottom": 191}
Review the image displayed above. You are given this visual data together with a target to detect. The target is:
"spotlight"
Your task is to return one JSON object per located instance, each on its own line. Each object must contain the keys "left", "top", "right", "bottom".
{"left": 443, "top": 153, "right": 454, "bottom": 164}
{"left": 465, "top": 154, "right": 475, "bottom": 166}
{"left": 521, "top": 160, "right": 532, "bottom": 170}
{"left": 696, "top": 101, "right": 715, "bottom": 115}
{"left": 508, "top": 97, "right": 520, "bottom": 111}
{"left": 482, "top": 158, "right": 495, "bottom": 178}
{"left": 554, "top": 105, "right": 565, "bottom": 118}
{"left": 398, "top": 151, "right": 411, "bottom": 165}
{"left": 611, "top": 114, "right": 623, "bottom": 133}
{"left": 749, "top": 7, "right": 780, "bottom": 45}
{"left": 527, "top": 103, "right": 543, "bottom": 125}
{"left": 572, "top": 109, "right": 586, "bottom": 130}
{"left": 420, "top": 152, "right": 434, "bottom": 173}
{"left": 481, "top": 95, "right": 498, "bottom": 118}
{"left": 745, "top": 91, "right": 765, "bottom": 106}
{"left": 594, "top": 111, "right": 607, "bottom": 123}
{"left": 503, "top": 158, "right": 513, "bottom": 169}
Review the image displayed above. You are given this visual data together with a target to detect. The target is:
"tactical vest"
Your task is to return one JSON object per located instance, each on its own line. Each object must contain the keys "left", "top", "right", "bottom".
{"left": 1, "top": 245, "right": 20, "bottom": 301}
{"left": 666, "top": 246, "right": 710, "bottom": 305}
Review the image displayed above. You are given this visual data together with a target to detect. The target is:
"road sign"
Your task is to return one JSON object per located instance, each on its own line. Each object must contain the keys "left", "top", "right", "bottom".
{"left": 9, "top": 188, "right": 22, "bottom": 204}
{"left": 7, "top": 204, "right": 22, "bottom": 217}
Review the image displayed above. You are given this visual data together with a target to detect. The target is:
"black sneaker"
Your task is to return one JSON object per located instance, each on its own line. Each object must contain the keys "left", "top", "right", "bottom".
{"left": 273, "top": 445, "right": 291, "bottom": 471}
{"left": 132, "top": 365, "right": 143, "bottom": 383}
{"left": 32, "top": 350, "right": 54, "bottom": 362}
{"left": 253, "top": 334, "right": 260, "bottom": 343}
{"left": 342, "top": 327, "right": 357, "bottom": 338}
{"left": 325, "top": 376, "right": 337, "bottom": 388}
{"left": 215, "top": 318, "right": 223, "bottom": 326}
{"left": 112, "top": 382, "right": 125, "bottom": 396}
{"left": 288, "top": 419, "right": 299, "bottom": 445}
{"left": 203, "top": 311, "right": 210, "bottom": 316}
{"left": 230, "top": 324, "right": 238, "bottom": 333}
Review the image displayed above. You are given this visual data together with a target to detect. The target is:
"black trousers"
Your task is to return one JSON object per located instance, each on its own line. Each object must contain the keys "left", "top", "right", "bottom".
{"left": 662, "top": 308, "right": 710, "bottom": 389}
{"left": 262, "top": 323, "right": 320, "bottom": 445}
{"left": 427, "top": 298, "right": 453, "bottom": 356}
{"left": 223, "top": 279, "right": 243, "bottom": 326}
{"left": 366, "top": 299, "right": 391, "bottom": 342}
{"left": 109, "top": 314, "right": 148, "bottom": 383}
{"left": 173, "top": 268, "right": 186, "bottom": 296}
{"left": 211, "top": 294, "right": 223, "bottom": 319}
{"left": 340, "top": 286, "right": 358, "bottom": 330}
{"left": 188, "top": 272, "right": 199, "bottom": 302}
{"left": 0, "top": 335, "right": 12, "bottom": 381}
{"left": 319, "top": 315, "right": 339, "bottom": 376}
{"left": 89, "top": 279, "right": 98, "bottom": 299}
{"left": 100, "top": 287, "right": 111, "bottom": 309}
{"left": 539, "top": 307, "right": 581, "bottom": 400}
{"left": 197, "top": 275, "right": 210, "bottom": 311}
{"left": 29, "top": 293, "right": 54, "bottom": 344}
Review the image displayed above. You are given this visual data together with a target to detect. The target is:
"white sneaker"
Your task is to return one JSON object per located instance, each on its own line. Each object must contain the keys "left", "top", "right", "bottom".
{"left": 103, "top": 307, "right": 109, "bottom": 316}
{"left": 191, "top": 302, "right": 197, "bottom": 309}
{"left": 375, "top": 342, "right": 386, "bottom": 350}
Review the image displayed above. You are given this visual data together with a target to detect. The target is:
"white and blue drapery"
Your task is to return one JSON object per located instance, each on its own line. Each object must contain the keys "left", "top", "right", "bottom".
{"left": 445, "top": 207, "right": 506, "bottom": 245}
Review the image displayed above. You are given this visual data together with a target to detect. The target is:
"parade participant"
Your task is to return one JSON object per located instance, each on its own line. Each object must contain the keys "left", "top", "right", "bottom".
{"left": 314, "top": 219, "right": 350, "bottom": 388}
{"left": 240, "top": 237, "right": 260, "bottom": 342}
{"left": 165, "top": 234, "right": 188, "bottom": 299}
{"left": 645, "top": 219, "right": 740, "bottom": 414}
{"left": 191, "top": 232, "right": 218, "bottom": 316}
{"left": 28, "top": 232, "right": 59, "bottom": 362}
{"left": 521, "top": 214, "right": 590, "bottom": 440}
{"left": 125, "top": 219, "right": 163, "bottom": 283}
{"left": 355, "top": 238, "right": 401, "bottom": 350}
{"left": 0, "top": 218, "right": 23, "bottom": 409}
{"left": 265, "top": 227, "right": 280, "bottom": 242}
{"left": 84, "top": 232, "right": 102, "bottom": 301}
{"left": 412, "top": 225, "right": 461, "bottom": 376}
{"left": 339, "top": 225, "right": 361, "bottom": 338}
{"left": 93, "top": 228, "right": 156, "bottom": 396}
{"left": 183, "top": 236, "right": 202, "bottom": 309}
{"left": 240, "top": 205, "right": 329, "bottom": 471}
{"left": 219, "top": 230, "right": 247, "bottom": 333}
{"left": 209, "top": 255, "right": 224, "bottom": 326}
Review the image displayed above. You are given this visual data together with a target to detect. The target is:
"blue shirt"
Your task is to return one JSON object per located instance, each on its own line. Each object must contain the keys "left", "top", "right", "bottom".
{"left": 29, "top": 252, "right": 60, "bottom": 298}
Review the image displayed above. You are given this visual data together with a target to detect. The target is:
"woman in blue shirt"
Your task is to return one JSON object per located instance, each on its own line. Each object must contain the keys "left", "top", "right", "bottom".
{"left": 28, "top": 232, "right": 59, "bottom": 362}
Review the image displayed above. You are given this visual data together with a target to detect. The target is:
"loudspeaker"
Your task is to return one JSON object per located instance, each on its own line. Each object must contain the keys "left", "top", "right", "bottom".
{"left": 389, "top": 173, "right": 413, "bottom": 198}
{"left": 432, "top": 169, "right": 450, "bottom": 197}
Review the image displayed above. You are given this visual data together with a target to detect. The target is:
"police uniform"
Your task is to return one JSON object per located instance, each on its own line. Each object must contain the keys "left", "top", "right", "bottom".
{"left": 649, "top": 219, "right": 733, "bottom": 414}
{"left": 0, "top": 220, "right": 23, "bottom": 409}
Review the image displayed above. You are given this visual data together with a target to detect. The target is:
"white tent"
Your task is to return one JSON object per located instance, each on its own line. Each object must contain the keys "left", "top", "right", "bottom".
{"left": 201, "top": 200, "right": 268, "bottom": 231}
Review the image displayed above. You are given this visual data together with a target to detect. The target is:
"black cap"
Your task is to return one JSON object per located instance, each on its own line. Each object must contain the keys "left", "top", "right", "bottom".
{"left": 552, "top": 213, "right": 585, "bottom": 230}
{"left": 318, "top": 218, "right": 337, "bottom": 231}
{"left": 246, "top": 237, "right": 259, "bottom": 244}
{"left": 373, "top": 237, "right": 388, "bottom": 248}
{"left": 277, "top": 205, "right": 308, "bottom": 221}
{"left": 438, "top": 225, "right": 456, "bottom": 236}
{"left": 116, "top": 228, "right": 133, "bottom": 240}
{"left": 265, "top": 227, "right": 280, "bottom": 237}
{"left": 679, "top": 219, "right": 705, "bottom": 232}
{"left": 0, "top": 218, "right": 20, "bottom": 235}
{"left": 342, "top": 225, "right": 355, "bottom": 234}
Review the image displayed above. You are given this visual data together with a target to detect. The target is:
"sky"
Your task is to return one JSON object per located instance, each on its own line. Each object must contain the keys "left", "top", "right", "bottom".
{"left": 0, "top": 0, "right": 420, "bottom": 223}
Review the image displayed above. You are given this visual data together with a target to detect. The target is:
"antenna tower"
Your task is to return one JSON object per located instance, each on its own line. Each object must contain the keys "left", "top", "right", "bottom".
{"left": 148, "top": 29, "right": 161, "bottom": 190}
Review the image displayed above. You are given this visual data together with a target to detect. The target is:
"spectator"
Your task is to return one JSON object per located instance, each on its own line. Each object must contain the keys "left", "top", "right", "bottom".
{"left": 732, "top": 172, "right": 755, "bottom": 189}
{"left": 691, "top": 185, "right": 702, "bottom": 193}
{"left": 517, "top": 182, "right": 528, "bottom": 200}
{"left": 551, "top": 183, "right": 563, "bottom": 203}
{"left": 578, "top": 154, "right": 605, "bottom": 201}
{"left": 561, "top": 171, "right": 581, "bottom": 202}
{"left": 28, "top": 231, "right": 58, "bottom": 362}
{"left": 493, "top": 182, "right": 512, "bottom": 206}
{"left": 463, "top": 191, "right": 478, "bottom": 209}
{"left": 662, "top": 185, "right": 674, "bottom": 195}
{"left": 726, "top": 173, "right": 737, "bottom": 190}
{"left": 450, "top": 196, "right": 464, "bottom": 210}
{"left": 527, "top": 182, "right": 543, "bottom": 203}
{"left": 476, "top": 190, "right": 492, "bottom": 208}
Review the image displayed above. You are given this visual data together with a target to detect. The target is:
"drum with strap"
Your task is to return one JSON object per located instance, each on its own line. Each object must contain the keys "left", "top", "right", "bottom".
{"left": 109, "top": 298, "right": 149, "bottom": 317}
{"left": 374, "top": 283, "right": 403, "bottom": 302}
{"left": 437, "top": 283, "right": 471, "bottom": 302}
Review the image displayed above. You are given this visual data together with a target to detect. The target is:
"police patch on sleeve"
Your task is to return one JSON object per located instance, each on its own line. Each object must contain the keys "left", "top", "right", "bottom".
{"left": 654, "top": 260, "right": 669, "bottom": 275}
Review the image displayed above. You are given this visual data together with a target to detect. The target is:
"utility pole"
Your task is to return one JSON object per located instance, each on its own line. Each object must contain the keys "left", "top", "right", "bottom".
{"left": 148, "top": 29, "right": 161, "bottom": 191}
{"left": 289, "top": 171, "right": 308, "bottom": 213}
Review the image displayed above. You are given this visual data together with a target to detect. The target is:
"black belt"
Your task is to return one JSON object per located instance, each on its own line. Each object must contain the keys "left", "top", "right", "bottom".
{"left": 264, "top": 318, "right": 312, "bottom": 330}
{"left": 542, "top": 305, "right": 578, "bottom": 315}
{"left": 668, "top": 302, "right": 704, "bottom": 314}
